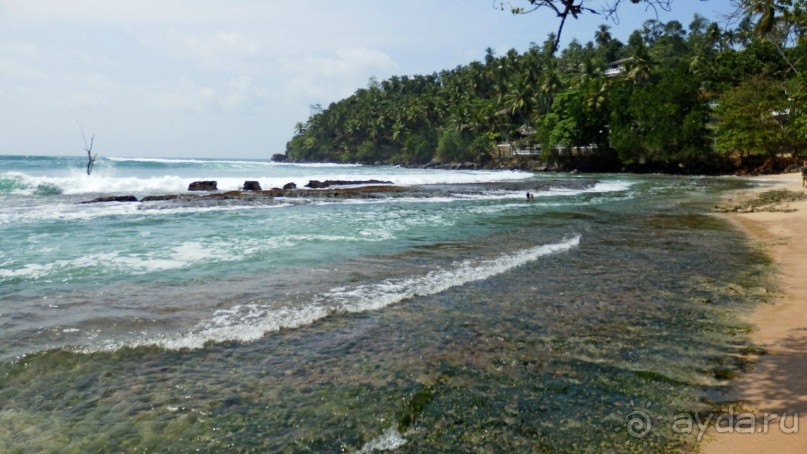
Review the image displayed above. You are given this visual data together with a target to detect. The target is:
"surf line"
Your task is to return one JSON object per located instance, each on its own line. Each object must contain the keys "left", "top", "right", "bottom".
{"left": 79, "top": 235, "right": 582, "bottom": 353}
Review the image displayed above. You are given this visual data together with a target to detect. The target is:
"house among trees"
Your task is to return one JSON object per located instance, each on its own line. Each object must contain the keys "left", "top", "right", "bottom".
{"left": 604, "top": 58, "right": 631, "bottom": 77}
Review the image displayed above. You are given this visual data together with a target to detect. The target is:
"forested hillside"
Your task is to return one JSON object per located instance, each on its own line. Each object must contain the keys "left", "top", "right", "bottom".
{"left": 285, "top": 13, "right": 807, "bottom": 173}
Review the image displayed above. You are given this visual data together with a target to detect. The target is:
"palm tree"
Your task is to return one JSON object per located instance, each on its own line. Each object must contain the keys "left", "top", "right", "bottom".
{"left": 503, "top": 77, "right": 536, "bottom": 123}
{"left": 595, "top": 24, "right": 612, "bottom": 48}
{"left": 706, "top": 23, "right": 722, "bottom": 50}
{"left": 484, "top": 47, "right": 496, "bottom": 67}
{"left": 743, "top": 0, "right": 778, "bottom": 37}
{"left": 538, "top": 69, "right": 563, "bottom": 114}
{"left": 625, "top": 43, "right": 654, "bottom": 83}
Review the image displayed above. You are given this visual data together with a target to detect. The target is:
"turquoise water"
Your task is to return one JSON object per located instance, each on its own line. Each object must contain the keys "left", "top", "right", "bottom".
{"left": 0, "top": 155, "right": 769, "bottom": 451}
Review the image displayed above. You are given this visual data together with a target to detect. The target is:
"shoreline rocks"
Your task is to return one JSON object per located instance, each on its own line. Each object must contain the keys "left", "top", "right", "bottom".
{"left": 243, "top": 181, "right": 262, "bottom": 191}
{"left": 80, "top": 184, "right": 407, "bottom": 205}
{"left": 189, "top": 181, "right": 218, "bottom": 191}
{"left": 304, "top": 179, "right": 393, "bottom": 189}
{"left": 80, "top": 195, "right": 139, "bottom": 204}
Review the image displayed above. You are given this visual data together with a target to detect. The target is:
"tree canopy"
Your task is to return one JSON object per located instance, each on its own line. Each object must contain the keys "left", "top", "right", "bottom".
{"left": 495, "top": 0, "right": 677, "bottom": 53}
{"left": 285, "top": 4, "right": 807, "bottom": 173}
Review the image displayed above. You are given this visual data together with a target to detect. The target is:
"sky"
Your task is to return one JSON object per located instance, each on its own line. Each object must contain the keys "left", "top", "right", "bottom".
{"left": 0, "top": 0, "right": 738, "bottom": 159}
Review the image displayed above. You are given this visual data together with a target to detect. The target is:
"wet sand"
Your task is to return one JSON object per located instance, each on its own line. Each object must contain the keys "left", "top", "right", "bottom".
{"left": 704, "top": 172, "right": 807, "bottom": 453}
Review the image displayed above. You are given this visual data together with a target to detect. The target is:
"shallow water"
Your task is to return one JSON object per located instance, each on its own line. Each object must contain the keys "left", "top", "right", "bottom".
{"left": 0, "top": 156, "right": 769, "bottom": 451}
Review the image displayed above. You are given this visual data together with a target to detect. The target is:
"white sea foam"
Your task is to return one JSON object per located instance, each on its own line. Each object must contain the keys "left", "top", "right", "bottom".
{"left": 3, "top": 171, "right": 192, "bottom": 195}
{"left": 325, "top": 235, "right": 581, "bottom": 313}
{"left": 468, "top": 203, "right": 531, "bottom": 215}
{"left": 1, "top": 167, "right": 536, "bottom": 196}
{"left": 4, "top": 169, "right": 630, "bottom": 203}
{"left": 0, "top": 263, "right": 55, "bottom": 280}
{"left": 241, "top": 172, "right": 535, "bottom": 193}
{"left": 358, "top": 427, "right": 408, "bottom": 453}
{"left": 0, "top": 202, "right": 140, "bottom": 226}
{"left": 86, "top": 304, "right": 331, "bottom": 353}
{"left": 304, "top": 180, "right": 631, "bottom": 207}
{"left": 534, "top": 180, "right": 633, "bottom": 197}
{"left": 0, "top": 243, "right": 220, "bottom": 282}
{"left": 378, "top": 170, "right": 532, "bottom": 186}
{"left": 106, "top": 157, "right": 363, "bottom": 168}
{"left": 0, "top": 199, "right": 294, "bottom": 226}
{"left": 0, "top": 232, "right": 389, "bottom": 283}
{"left": 83, "top": 235, "right": 580, "bottom": 352}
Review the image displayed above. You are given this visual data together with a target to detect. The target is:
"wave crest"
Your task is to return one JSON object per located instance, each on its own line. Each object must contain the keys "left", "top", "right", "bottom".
{"left": 82, "top": 235, "right": 581, "bottom": 353}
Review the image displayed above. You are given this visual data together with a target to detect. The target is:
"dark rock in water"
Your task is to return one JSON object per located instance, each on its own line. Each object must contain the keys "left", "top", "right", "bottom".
{"left": 141, "top": 194, "right": 187, "bottom": 202}
{"left": 188, "top": 181, "right": 218, "bottom": 191}
{"left": 243, "top": 181, "right": 262, "bottom": 191}
{"left": 271, "top": 153, "right": 287, "bottom": 162}
{"left": 207, "top": 190, "right": 246, "bottom": 200}
{"left": 81, "top": 195, "right": 138, "bottom": 204}
{"left": 305, "top": 179, "right": 393, "bottom": 189}
{"left": 283, "top": 182, "right": 297, "bottom": 190}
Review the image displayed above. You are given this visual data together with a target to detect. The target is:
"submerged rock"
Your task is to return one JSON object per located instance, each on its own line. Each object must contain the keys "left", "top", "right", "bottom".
{"left": 81, "top": 195, "right": 139, "bottom": 204}
{"left": 305, "top": 180, "right": 327, "bottom": 189}
{"left": 141, "top": 194, "right": 185, "bottom": 202}
{"left": 305, "top": 179, "right": 393, "bottom": 189}
{"left": 188, "top": 181, "right": 218, "bottom": 191}
{"left": 243, "top": 181, "right": 262, "bottom": 191}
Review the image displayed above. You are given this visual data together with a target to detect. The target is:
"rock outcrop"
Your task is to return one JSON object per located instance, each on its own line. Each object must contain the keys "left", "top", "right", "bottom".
{"left": 188, "top": 181, "right": 218, "bottom": 191}
{"left": 81, "top": 195, "right": 139, "bottom": 204}
{"left": 141, "top": 194, "right": 182, "bottom": 202}
{"left": 243, "top": 181, "right": 262, "bottom": 191}
{"left": 305, "top": 179, "right": 393, "bottom": 189}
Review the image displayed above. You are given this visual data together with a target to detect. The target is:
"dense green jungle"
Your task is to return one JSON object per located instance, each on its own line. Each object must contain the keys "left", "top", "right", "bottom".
{"left": 284, "top": 4, "right": 807, "bottom": 174}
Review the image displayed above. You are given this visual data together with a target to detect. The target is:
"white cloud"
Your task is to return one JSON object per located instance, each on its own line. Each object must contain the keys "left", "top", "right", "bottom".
{"left": 0, "top": 40, "right": 39, "bottom": 57}
{"left": 0, "top": 57, "right": 45, "bottom": 78}
{"left": 220, "top": 75, "right": 271, "bottom": 113}
{"left": 2, "top": 0, "right": 229, "bottom": 25}
{"left": 170, "top": 30, "right": 262, "bottom": 63}
{"left": 0, "top": 40, "right": 43, "bottom": 78}
{"left": 0, "top": 0, "right": 739, "bottom": 158}
{"left": 143, "top": 75, "right": 270, "bottom": 114}
{"left": 145, "top": 78, "right": 216, "bottom": 113}
{"left": 70, "top": 91, "right": 110, "bottom": 109}
{"left": 281, "top": 47, "right": 399, "bottom": 101}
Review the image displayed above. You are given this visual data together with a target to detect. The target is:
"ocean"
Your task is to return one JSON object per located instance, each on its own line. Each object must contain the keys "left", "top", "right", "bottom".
{"left": 0, "top": 155, "right": 769, "bottom": 451}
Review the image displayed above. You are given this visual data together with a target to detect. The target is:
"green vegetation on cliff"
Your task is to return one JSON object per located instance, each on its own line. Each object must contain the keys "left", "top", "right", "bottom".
{"left": 286, "top": 10, "right": 807, "bottom": 173}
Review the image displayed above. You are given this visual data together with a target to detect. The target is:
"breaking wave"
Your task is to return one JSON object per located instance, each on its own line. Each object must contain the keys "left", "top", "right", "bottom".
{"left": 82, "top": 235, "right": 580, "bottom": 353}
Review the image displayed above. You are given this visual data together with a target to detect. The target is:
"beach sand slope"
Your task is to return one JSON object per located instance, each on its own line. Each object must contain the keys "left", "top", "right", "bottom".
{"left": 704, "top": 173, "right": 807, "bottom": 453}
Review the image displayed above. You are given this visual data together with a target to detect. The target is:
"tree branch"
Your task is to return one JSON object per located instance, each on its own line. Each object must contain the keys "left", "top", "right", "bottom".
{"left": 85, "top": 134, "right": 97, "bottom": 176}
{"left": 495, "top": 0, "right": 683, "bottom": 54}
{"left": 74, "top": 116, "right": 98, "bottom": 176}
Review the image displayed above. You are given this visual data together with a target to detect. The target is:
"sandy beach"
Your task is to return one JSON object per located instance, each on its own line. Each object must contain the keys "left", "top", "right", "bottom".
{"left": 704, "top": 172, "right": 807, "bottom": 453}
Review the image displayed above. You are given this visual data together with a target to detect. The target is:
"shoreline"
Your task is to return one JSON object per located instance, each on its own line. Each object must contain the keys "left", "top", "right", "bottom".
{"left": 704, "top": 172, "right": 807, "bottom": 452}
